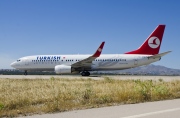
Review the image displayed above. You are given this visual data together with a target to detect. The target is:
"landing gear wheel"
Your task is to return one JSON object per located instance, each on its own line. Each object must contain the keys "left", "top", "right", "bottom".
{"left": 81, "top": 72, "right": 85, "bottom": 76}
{"left": 81, "top": 71, "right": 90, "bottom": 76}
{"left": 24, "top": 70, "right": 28, "bottom": 75}
{"left": 86, "top": 72, "right": 90, "bottom": 76}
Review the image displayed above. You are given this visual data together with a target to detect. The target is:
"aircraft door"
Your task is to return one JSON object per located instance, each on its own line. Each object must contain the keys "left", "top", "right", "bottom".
{"left": 24, "top": 59, "right": 29, "bottom": 66}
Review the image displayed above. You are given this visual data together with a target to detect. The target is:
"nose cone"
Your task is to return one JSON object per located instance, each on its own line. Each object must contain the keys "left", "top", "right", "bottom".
{"left": 10, "top": 62, "right": 16, "bottom": 68}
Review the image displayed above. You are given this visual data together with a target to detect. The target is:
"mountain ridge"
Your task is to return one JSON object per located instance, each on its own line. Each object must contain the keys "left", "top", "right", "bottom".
{"left": 116, "top": 64, "right": 180, "bottom": 75}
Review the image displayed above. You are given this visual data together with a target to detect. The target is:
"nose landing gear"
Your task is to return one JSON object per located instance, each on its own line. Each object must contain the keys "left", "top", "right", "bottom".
{"left": 24, "top": 70, "right": 28, "bottom": 75}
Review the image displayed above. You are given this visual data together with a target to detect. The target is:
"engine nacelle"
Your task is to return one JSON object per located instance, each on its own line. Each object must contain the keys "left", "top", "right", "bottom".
{"left": 55, "top": 65, "right": 72, "bottom": 74}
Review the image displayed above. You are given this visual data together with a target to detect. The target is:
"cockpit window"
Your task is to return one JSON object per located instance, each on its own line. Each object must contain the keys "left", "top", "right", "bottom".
{"left": 17, "top": 60, "right": 21, "bottom": 62}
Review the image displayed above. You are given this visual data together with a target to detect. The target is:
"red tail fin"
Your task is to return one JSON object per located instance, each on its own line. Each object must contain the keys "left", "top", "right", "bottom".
{"left": 125, "top": 25, "right": 165, "bottom": 55}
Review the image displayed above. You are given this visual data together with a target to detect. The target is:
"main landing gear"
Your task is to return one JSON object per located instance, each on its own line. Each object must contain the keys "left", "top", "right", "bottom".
{"left": 81, "top": 71, "right": 90, "bottom": 76}
{"left": 24, "top": 70, "right": 28, "bottom": 75}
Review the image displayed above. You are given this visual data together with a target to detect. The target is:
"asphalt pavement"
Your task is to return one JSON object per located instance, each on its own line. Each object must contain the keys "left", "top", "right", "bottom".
{"left": 19, "top": 99, "right": 180, "bottom": 118}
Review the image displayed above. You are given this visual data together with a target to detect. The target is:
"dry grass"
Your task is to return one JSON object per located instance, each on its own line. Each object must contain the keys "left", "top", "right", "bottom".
{"left": 0, "top": 77, "right": 180, "bottom": 117}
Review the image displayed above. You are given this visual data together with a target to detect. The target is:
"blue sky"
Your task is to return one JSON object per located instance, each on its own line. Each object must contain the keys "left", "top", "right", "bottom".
{"left": 0, "top": 0, "right": 180, "bottom": 69}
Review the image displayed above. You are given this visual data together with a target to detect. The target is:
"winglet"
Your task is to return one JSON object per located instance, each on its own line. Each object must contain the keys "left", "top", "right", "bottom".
{"left": 92, "top": 42, "right": 105, "bottom": 57}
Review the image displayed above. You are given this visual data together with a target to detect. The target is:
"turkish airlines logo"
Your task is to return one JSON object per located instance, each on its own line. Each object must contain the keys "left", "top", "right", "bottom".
{"left": 98, "top": 48, "right": 102, "bottom": 52}
{"left": 148, "top": 37, "right": 160, "bottom": 49}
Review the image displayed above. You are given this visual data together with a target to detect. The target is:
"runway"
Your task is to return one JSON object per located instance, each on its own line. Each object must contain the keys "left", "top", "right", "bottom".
{"left": 20, "top": 99, "right": 180, "bottom": 118}
{"left": 0, "top": 75, "right": 180, "bottom": 82}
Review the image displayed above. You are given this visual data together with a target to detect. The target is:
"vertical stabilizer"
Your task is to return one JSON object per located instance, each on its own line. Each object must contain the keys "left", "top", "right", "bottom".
{"left": 125, "top": 25, "right": 165, "bottom": 55}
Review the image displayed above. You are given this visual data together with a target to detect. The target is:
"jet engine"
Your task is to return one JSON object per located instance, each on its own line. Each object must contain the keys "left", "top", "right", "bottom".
{"left": 55, "top": 65, "right": 72, "bottom": 74}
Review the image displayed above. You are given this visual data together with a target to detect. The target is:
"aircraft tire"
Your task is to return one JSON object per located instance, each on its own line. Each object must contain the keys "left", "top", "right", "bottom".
{"left": 81, "top": 71, "right": 90, "bottom": 76}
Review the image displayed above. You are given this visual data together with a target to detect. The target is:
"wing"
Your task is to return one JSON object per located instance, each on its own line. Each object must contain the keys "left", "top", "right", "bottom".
{"left": 71, "top": 42, "right": 105, "bottom": 68}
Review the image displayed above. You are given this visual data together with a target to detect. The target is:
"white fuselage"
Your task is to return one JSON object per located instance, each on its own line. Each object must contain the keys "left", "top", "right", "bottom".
{"left": 11, "top": 54, "right": 160, "bottom": 72}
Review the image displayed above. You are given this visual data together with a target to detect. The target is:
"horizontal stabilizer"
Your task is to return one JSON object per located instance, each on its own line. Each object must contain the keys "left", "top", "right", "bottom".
{"left": 148, "top": 51, "right": 171, "bottom": 59}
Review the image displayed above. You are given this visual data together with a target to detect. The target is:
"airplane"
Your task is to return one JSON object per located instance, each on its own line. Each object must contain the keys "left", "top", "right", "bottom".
{"left": 10, "top": 25, "right": 171, "bottom": 76}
